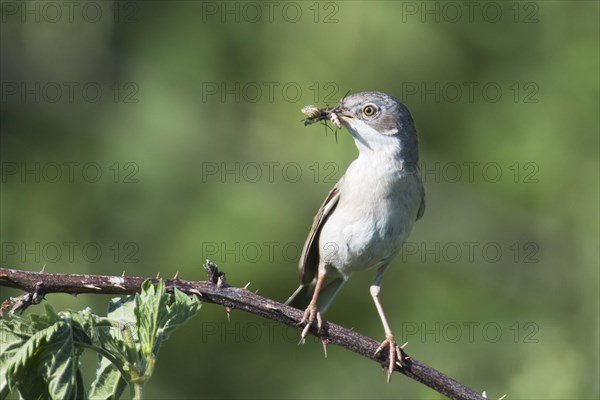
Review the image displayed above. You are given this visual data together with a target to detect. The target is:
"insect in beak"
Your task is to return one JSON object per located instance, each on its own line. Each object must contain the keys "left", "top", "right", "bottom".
{"left": 301, "top": 99, "right": 350, "bottom": 144}
{"left": 301, "top": 105, "right": 343, "bottom": 128}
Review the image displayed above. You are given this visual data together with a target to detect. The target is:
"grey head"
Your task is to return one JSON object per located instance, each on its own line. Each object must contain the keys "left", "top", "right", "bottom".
{"left": 326, "top": 91, "right": 419, "bottom": 165}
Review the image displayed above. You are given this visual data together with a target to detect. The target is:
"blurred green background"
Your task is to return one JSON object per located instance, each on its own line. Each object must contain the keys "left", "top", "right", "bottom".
{"left": 1, "top": 1, "right": 598, "bottom": 399}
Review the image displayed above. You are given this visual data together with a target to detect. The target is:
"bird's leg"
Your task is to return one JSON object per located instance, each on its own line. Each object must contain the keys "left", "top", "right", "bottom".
{"left": 371, "top": 265, "right": 405, "bottom": 383}
{"left": 299, "top": 269, "right": 326, "bottom": 345}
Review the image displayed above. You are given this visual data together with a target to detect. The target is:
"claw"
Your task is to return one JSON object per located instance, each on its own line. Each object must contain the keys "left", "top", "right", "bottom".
{"left": 321, "top": 336, "right": 328, "bottom": 358}
{"left": 375, "top": 336, "right": 405, "bottom": 383}
{"left": 300, "top": 321, "right": 311, "bottom": 344}
{"left": 316, "top": 311, "right": 323, "bottom": 331}
{"left": 298, "top": 303, "right": 322, "bottom": 348}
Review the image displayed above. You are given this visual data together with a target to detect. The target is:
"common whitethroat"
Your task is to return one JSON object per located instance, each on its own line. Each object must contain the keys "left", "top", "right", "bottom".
{"left": 287, "top": 91, "right": 425, "bottom": 382}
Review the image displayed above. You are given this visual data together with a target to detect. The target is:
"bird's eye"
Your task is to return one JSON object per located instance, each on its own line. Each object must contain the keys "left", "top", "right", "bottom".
{"left": 362, "top": 104, "right": 377, "bottom": 116}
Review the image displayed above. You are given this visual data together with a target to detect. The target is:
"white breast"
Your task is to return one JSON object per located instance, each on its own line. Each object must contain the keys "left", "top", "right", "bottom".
{"left": 319, "top": 154, "right": 423, "bottom": 276}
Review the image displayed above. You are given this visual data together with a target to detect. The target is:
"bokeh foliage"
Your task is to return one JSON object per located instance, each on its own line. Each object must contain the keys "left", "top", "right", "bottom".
{"left": 1, "top": 1, "right": 598, "bottom": 399}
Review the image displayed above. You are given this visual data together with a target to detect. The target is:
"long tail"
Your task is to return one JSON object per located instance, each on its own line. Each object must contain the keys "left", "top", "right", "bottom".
{"left": 285, "top": 276, "right": 347, "bottom": 314}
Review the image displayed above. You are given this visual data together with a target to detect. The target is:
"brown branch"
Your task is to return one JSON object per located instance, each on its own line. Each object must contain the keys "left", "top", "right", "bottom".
{"left": 0, "top": 265, "right": 485, "bottom": 400}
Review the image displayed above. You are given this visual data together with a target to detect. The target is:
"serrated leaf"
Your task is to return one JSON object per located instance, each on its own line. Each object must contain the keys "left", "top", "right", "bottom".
{"left": 1, "top": 305, "right": 100, "bottom": 400}
{"left": 0, "top": 321, "right": 25, "bottom": 399}
{"left": 0, "top": 321, "right": 27, "bottom": 364}
{"left": 161, "top": 288, "right": 202, "bottom": 339}
{"left": 125, "top": 280, "right": 202, "bottom": 383}
{"left": 39, "top": 323, "right": 77, "bottom": 399}
{"left": 0, "top": 310, "right": 51, "bottom": 398}
{"left": 135, "top": 280, "right": 168, "bottom": 357}
{"left": 10, "top": 347, "right": 50, "bottom": 400}
{"left": 88, "top": 356, "right": 126, "bottom": 400}
{"left": 135, "top": 281, "right": 201, "bottom": 356}
{"left": 5, "top": 322, "right": 62, "bottom": 378}
{"left": 85, "top": 297, "right": 138, "bottom": 399}
{"left": 5, "top": 321, "right": 75, "bottom": 400}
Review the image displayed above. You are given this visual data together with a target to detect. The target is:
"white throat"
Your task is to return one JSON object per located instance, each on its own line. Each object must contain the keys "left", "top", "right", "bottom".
{"left": 344, "top": 119, "right": 405, "bottom": 165}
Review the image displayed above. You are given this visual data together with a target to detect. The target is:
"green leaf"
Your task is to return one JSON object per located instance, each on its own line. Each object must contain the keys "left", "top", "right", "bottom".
{"left": 88, "top": 296, "right": 136, "bottom": 399}
{"left": 1, "top": 304, "right": 91, "bottom": 400}
{"left": 5, "top": 320, "right": 74, "bottom": 400}
{"left": 107, "top": 296, "right": 137, "bottom": 325}
{"left": 135, "top": 280, "right": 169, "bottom": 359}
{"left": 161, "top": 287, "right": 203, "bottom": 340}
{"left": 88, "top": 356, "right": 127, "bottom": 400}
{"left": 0, "top": 322, "right": 25, "bottom": 399}
{"left": 7, "top": 346, "right": 51, "bottom": 400}
{"left": 39, "top": 322, "right": 77, "bottom": 399}
{"left": 74, "top": 368, "right": 86, "bottom": 400}
{"left": 136, "top": 281, "right": 202, "bottom": 359}
{"left": 0, "top": 309, "right": 55, "bottom": 399}
{"left": 106, "top": 296, "right": 139, "bottom": 349}
{"left": 2, "top": 279, "right": 202, "bottom": 400}
{"left": 5, "top": 320, "right": 62, "bottom": 380}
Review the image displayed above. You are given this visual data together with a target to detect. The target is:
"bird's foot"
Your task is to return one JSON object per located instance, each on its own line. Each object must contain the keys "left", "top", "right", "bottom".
{"left": 298, "top": 302, "right": 322, "bottom": 345}
{"left": 375, "top": 336, "right": 408, "bottom": 383}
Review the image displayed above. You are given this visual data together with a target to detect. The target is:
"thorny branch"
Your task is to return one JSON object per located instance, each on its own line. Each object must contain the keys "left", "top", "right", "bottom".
{"left": 0, "top": 264, "right": 488, "bottom": 400}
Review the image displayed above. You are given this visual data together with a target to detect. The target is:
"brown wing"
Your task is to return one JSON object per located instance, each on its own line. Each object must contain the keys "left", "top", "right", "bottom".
{"left": 298, "top": 180, "right": 342, "bottom": 285}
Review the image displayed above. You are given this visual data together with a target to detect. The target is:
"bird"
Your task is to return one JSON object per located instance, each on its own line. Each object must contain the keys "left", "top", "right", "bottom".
{"left": 287, "top": 91, "right": 425, "bottom": 382}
